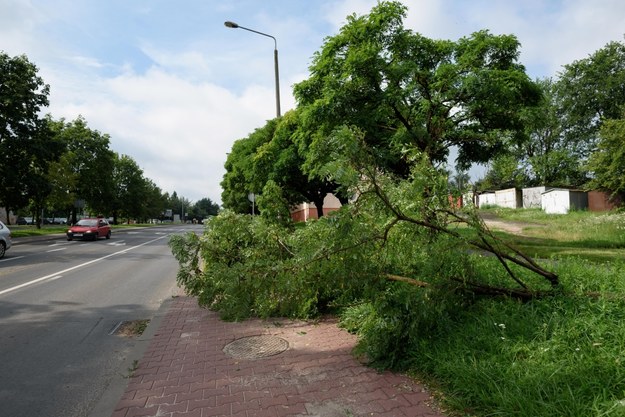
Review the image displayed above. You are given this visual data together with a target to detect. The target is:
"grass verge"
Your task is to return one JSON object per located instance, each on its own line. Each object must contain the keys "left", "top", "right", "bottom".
{"left": 479, "top": 208, "right": 625, "bottom": 262}
{"left": 342, "top": 209, "right": 625, "bottom": 417}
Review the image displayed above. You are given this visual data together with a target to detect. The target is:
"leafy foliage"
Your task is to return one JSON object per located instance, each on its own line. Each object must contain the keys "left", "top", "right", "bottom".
{"left": 556, "top": 40, "right": 625, "bottom": 157}
{"left": 48, "top": 116, "right": 116, "bottom": 221}
{"left": 221, "top": 121, "right": 277, "bottom": 213}
{"left": 171, "top": 211, "right": 314, "bottom": 320}
{"left": 256, "top": 180, "right": 292, "bottom": 226}
{"left": 0, "top": 53, "right": 60, "bottom": 222}
{"left": 220, "top": 110, "right": 341, "bottom": 217}
{"left": 293, "top": 1, "right": 541, "bottom": 178}
{"left": 587, "top": 113, "right": 625, "bottom": 199}
{"left": 170, "top": 207, "right": 387, "bottom": 320}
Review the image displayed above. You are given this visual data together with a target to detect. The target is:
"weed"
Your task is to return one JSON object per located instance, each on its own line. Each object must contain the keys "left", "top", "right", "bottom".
{"left": 125, "top": 360, "right": 139, "bottom": 378}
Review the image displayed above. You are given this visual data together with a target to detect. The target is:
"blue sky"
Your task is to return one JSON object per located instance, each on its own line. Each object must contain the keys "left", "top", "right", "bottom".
{"left": 2, "top": 0, "right": 625, "bottom": 204}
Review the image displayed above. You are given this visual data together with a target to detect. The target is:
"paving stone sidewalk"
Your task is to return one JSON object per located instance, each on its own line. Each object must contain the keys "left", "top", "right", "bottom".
{"left": 112, "top": 296, "right": 447, "bottom": 417}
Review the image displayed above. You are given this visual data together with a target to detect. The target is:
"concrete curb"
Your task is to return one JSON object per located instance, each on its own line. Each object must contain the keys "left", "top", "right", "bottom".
{"left": 88, "top": 295, "right": 178, "bottom": 417}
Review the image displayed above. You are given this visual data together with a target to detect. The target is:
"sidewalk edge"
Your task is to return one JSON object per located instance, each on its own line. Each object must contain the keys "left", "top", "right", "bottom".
{"left": 88, "top": 295, "right": 177, "bottom": 417}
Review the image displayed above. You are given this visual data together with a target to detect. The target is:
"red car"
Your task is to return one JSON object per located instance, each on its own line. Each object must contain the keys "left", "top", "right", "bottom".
{"left": 66, "top": 218, "right": 111, "bottom": 241}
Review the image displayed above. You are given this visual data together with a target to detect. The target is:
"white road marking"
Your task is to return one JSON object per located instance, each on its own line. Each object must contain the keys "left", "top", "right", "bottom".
{"left": 0, "top": 235, "right": 168, "bottom": 296}
{"left": 0, "top": 256, "right": 25, "bottom": 263}
{"left": 48, "top": 241, "right": 71, "bottom": 247}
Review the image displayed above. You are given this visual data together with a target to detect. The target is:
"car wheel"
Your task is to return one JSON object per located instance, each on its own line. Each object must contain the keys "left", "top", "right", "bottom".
{"left": 67, "top": 237, "right": 73, "bottom": 241}
{"left": 0, "top": 242, "right": 5, "bottom": 259}
{"left": 106, "top": 231, "right": 111, "bottom": 239}
{"left": 92, "top": 234, "right": 98, "bottom": 241}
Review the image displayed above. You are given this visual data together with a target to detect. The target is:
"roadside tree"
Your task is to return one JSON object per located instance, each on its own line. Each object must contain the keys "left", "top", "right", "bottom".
{"left": 111, "top": 154, "right": 150, "bottom": 223}
{"left": 587, "top": 112, "right": 625, "bottom": 200}
{"left": 0, "top": 53, "right": 61, "bottom": 223}
{"left": 51, "top": 117, "right": 115, "bottom": 222}
{"left": 556, "top": 40, "right": 625, "bottom": 160}
{"left": 221, "top": 121, "right": 276, "bottom": 214}
{"left": 141, "top": 179, "right": 167, "bottom": 222}
{"left": 252, "top": 110, "right": 343, "bottom": 218}
{"left": 293, "top": 1, "right": 541, "bottom": 180}
{"left": 188, "top": 197, "right": 219, "bottom": 221}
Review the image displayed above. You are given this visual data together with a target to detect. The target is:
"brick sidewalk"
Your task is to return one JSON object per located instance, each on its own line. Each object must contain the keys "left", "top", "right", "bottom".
{"left": 112, "top": 296, "right": 446, "bottom": 417}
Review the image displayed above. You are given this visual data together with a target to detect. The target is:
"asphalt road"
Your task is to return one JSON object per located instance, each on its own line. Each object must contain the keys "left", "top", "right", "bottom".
{"left": 0, "top": 224, "right": 202, "bottom": 417}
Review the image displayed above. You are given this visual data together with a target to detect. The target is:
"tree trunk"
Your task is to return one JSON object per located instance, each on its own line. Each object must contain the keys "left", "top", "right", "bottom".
{"left": 314, "top": 197, "right": 324, "bottom": 218}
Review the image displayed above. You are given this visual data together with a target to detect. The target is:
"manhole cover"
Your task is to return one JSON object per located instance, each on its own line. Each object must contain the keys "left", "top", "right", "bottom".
{"left": 223, "top": 335, "right": 289, "bottom": 359}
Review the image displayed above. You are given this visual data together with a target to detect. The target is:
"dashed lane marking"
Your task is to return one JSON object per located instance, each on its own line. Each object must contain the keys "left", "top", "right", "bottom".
{"left": 0, "top": 235, "right": 168, "bottom": 296}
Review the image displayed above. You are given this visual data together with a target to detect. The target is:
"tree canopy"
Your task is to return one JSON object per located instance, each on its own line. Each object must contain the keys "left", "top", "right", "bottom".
{"left": 0, "top": 52, "right": 59, "bottom": 222}
{"left": 221, "top": 120, "right": 277, "bottom": 214}
{"left": 482, "top": 38, "right": 625, "bottom": 190}
{"left": 293, "top": 1, "right": 541, "bottom": 179}
{"left": 587, "top": 112, "right": 625, "bottom": 199}
{"left": 556, "top": 40, "right": 625, "bottom": 158}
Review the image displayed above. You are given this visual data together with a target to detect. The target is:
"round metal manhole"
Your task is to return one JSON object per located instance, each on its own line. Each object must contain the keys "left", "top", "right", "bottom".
{"left": 223, "top": 335, "right": 289, "bottom": 359}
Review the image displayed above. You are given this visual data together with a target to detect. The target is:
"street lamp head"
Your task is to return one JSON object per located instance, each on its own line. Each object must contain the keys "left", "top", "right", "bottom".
{"left": 223, "top": 20, "right": 281, "bottom": 117}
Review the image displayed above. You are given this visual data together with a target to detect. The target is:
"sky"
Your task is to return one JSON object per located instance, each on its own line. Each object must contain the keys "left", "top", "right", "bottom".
{"left": 2, "top": 0, "right": 625, "bottom": 205}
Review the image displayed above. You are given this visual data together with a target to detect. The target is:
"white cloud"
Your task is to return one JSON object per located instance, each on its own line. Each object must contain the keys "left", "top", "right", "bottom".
{"left": 322, "top": 0, "right": 378, "bottom": 29}
{"left": 46, "top": 63, "right": 279, "bottom": 204}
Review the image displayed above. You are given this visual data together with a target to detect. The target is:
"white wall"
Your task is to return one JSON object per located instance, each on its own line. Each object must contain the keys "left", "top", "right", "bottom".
{"left": 522, "top": 187, "right": 546, "bottom": 208}
{"left": 495, "top": 188, "right": 522, "bottom": 208}
{"left": 478, "top": 192, "right": 497, "bottom": 207}
{"left": 542, "top": 189, "right": 589, "bottom": 214}
{"left": 542, "top": 189, "right": 569, "bottom": 214}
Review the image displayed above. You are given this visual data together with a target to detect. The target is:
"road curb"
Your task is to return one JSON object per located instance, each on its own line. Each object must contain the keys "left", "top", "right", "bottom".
{"left": 87, "top": 295, "right": 178, "bottom": 417}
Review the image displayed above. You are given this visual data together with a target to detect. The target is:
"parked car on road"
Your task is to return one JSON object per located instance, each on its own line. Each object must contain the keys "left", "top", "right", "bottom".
{"left": 66, "top": 218, "right": 111, "bottom": 241}
{"left": 0, "top": 220, "right": 12, "bottom": 258}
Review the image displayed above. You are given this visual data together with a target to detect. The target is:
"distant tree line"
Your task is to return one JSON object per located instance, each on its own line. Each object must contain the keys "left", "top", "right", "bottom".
{"left": 0, "top": 52, "right": 219, "bottom": 226}
{"left": 221, "top": 7, "right": 625, "bottom": 214}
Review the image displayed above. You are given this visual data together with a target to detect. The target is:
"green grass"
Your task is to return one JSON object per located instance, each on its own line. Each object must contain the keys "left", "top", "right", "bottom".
{"left": 409, "top": 258, "right": 625, "bottom": 417}
{"left": 9, "top": 223, "right": 158, "bottom": 238}
{"left": 477, "top": 208, "right": 625, "bottom": 263}
{"left": 339, "top": 208, "right": 625, "bottom": 417}
{"left": 401, "top": 209, "right": 625, "bottom": 416}
{"left": 9, "top": 225, "right": 69, "bottom": 237}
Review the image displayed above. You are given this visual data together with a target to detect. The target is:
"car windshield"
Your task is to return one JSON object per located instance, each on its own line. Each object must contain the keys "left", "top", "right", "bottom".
{"left": 76, "top": 219, "right": 98, "bottom": 227}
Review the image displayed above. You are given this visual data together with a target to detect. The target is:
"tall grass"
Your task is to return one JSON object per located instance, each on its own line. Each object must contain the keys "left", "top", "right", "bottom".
{"left": 340, "top": 208, "right": 625, "bottom": 417}
{"left": 405, "top": 257, "right": 625, "bottom": 417}
{"left": 341, "top": 256, "right": 625, "bottom": 417}
{"left": 482, "top": 209, "right": 625, "bottom": 262}
{"left": 488, "top": 208, "right": 625, "bottom": 244}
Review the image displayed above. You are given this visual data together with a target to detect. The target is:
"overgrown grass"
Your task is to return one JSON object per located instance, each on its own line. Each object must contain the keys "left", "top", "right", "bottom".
{"left": 338, "top": 208, "right": 625, "bottom": 417}
{"left": 397, "top": 257, "right": 625, "bottom": 417}
{"left": 479, "top": 208, "right": 625, "bottom": 262}
{"left": 340, "top": 257, "right": 625, "bottom": 417}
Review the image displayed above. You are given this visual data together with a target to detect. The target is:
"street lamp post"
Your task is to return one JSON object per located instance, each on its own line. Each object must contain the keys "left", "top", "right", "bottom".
{"left": 224, "top": 21, "right": 281, "bottom": 118}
